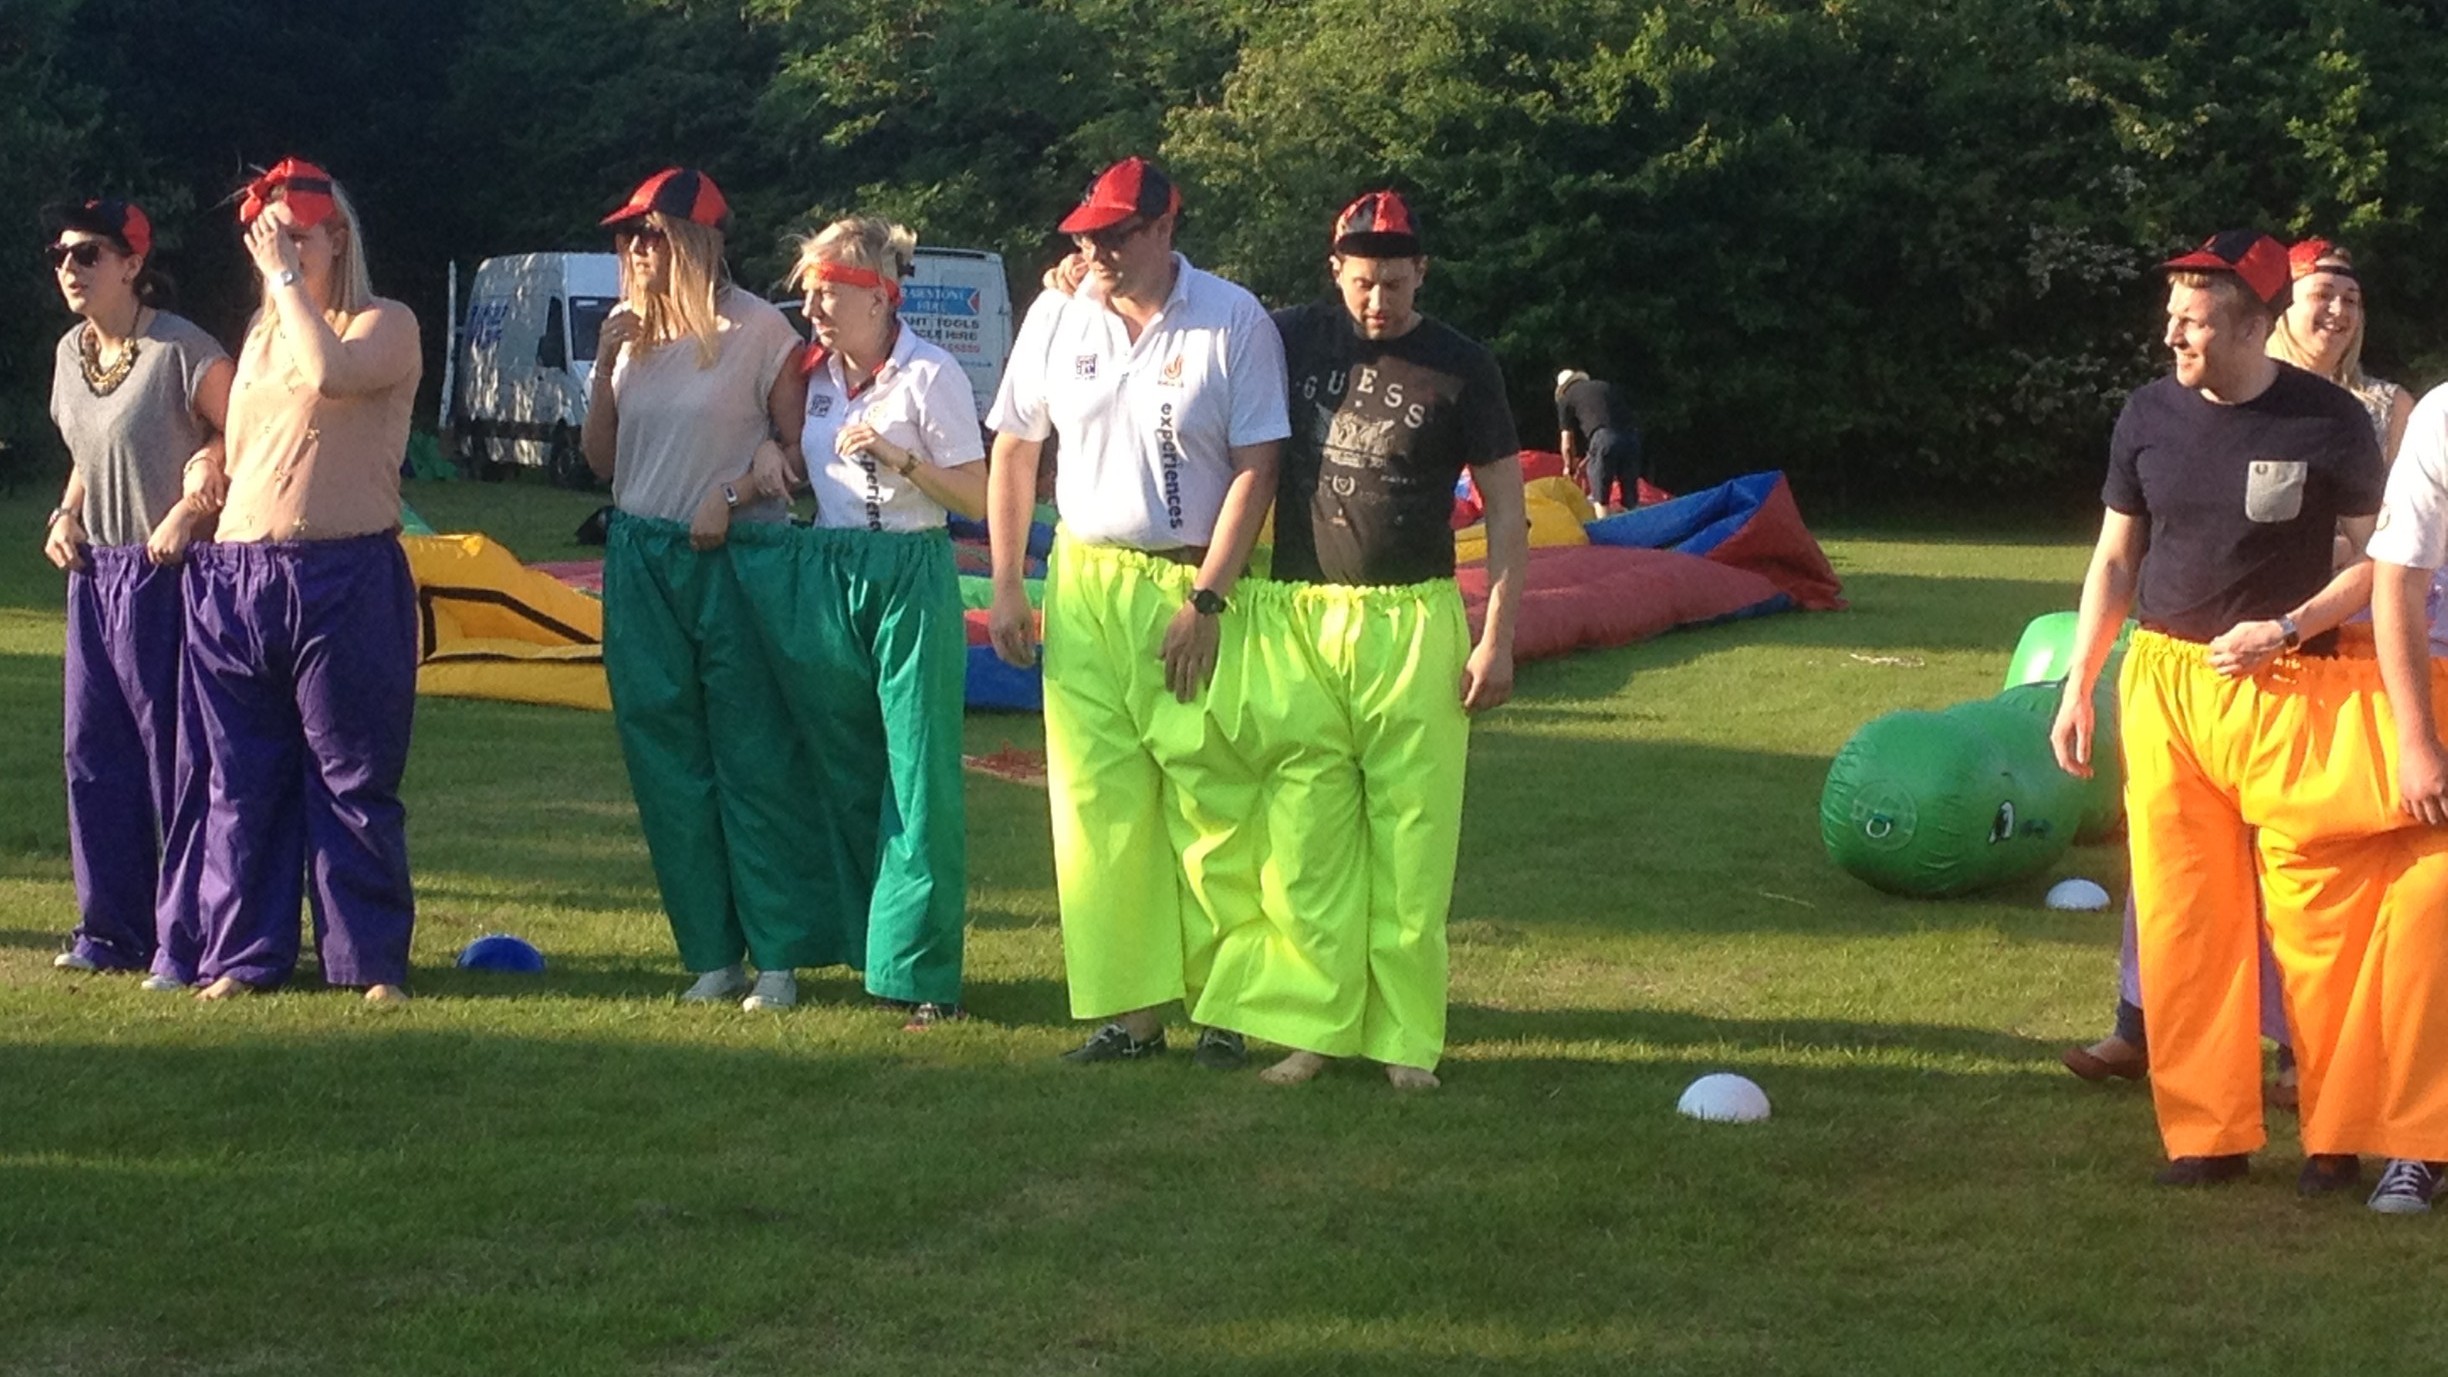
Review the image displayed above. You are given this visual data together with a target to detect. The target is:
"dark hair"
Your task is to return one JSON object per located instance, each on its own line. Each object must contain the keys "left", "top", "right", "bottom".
{"left": 41, "top": 200, "right": 179, "bottom": 311}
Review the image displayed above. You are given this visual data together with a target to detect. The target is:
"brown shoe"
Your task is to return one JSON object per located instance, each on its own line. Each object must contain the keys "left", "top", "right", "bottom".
{"left": 2061, "top": 1038, "right": 2147, "bottom": 1082}
{"left": 2267, "top": 1073, "right": 2300, "bottom": 1113}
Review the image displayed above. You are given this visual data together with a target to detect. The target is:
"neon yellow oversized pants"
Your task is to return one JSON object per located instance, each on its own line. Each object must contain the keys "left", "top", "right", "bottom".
{"left": 1043, "top": 537, "right": 1264, "bottom": 1020}
{"left": 2123, "top": 627, "right": 2448, "bottom": 1161}
{"left": 1194, "top": 579, "right": 1471, "bottom": 1070}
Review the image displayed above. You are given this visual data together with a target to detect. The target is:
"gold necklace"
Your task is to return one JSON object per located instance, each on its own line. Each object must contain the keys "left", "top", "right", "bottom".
{"left": 79, "top": 316, "right": 143, "bottom": 397}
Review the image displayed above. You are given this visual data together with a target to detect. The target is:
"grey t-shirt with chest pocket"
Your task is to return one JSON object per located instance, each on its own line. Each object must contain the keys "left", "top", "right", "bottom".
{"left": 49, "top": 311, "right": 228, "bottom": 548}
{"left": 2103, "top": 363, "right": 2383, "bottom": 644}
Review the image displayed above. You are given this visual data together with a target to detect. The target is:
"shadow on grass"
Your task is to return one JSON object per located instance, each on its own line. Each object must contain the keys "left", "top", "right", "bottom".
{"left": 0, "top": 1022, "right": 2356, "bottom": 1377}
{"left": 1451, "top": 1003, "right": 2058, "bottom": 1066}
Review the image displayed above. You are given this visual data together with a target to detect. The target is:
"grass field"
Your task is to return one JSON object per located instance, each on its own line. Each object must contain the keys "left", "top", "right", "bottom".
{"left": 4, "top": 479, "right": 2444, "bottom": 1375}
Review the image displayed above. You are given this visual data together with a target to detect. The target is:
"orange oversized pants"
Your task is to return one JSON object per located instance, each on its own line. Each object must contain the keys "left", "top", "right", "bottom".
{"left": 2121, "top": 627, "right": 2448, "bottom": 1161}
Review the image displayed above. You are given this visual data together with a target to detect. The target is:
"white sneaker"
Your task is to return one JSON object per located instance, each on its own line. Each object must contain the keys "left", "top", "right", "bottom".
{"left": 53, "top": 951, "right": 99, "bottom": 972}
{"left": 741, "top": 969, "right": 798, "bottom": 1011}
{"left": 139, "top": 973, "right": 186, "bottom": 993}
{"left": 680, "top": 964, "right": 750, "bottom": 1003}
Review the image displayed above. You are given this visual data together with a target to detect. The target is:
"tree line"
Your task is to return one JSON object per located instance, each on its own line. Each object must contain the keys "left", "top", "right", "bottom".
{"left": 7, "top": 0, "right": 2445, "bottom": 504}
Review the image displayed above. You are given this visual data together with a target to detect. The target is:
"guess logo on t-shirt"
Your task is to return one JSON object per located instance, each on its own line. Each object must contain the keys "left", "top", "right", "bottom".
{"left": 1074, "top": 355, "right": 1099, "bottom": 380}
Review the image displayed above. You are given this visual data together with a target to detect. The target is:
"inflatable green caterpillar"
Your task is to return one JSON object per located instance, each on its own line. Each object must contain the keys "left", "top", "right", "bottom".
{"left": 1820, "top": 613, "right": 2130, "bottom": 898}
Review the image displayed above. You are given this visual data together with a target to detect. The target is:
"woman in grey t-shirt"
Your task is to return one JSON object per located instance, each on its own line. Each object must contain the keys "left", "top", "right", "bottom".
{"left": 40, "top": 198, "right": 231, "bottom": 982}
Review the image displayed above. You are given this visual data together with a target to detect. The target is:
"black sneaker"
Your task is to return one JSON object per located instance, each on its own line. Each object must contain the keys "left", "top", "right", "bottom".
{"left": 1062, "top": 1022, "right": 1166, "bottom": 1063}
{"left": 903, "top": 1002, "right": 966, "bottom": 1031}
{"left": 2368, "top": 1158, "right": 2446, "bottom": 1215}
{"left": 2155, "top": 1153, "right": 2250, "bottom": 1187}
{"left": 1191, "top": 1027, "right": 1248, "bottom": 1071}
{"left": 2297, "top": 1154, "right": 2361, "bottom": 1197}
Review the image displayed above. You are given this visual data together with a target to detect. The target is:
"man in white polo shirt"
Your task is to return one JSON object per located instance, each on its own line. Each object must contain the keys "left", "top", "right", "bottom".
{"left": 985, "top": 156, "right": 1290, "bottom": 1067}
{"left": 2353, "top": 380, "right": 2448, "bottom": 1211}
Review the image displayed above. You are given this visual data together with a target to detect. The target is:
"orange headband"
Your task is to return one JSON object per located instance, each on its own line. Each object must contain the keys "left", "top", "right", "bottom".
{"left": 810, "top": 260, "right": 901, "bottom": 305}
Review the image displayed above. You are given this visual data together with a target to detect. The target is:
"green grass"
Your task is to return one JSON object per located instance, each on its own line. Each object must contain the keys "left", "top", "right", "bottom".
{"left": 4, "top": 478, "right": 2443, "bottom": 1375}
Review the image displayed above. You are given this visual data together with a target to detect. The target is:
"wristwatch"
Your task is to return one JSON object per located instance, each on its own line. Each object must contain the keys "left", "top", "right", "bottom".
{"left": 43, "top": 506, "right": 73, "bottom": 531}
{"left": 2278, "top": 614, "right": 2302, "bottom": 650}
{"left": 722, "top": 483, "right": 740, "bottom": 510}
{"left": 1188, "top": 587, "right": 1227, "bottom": 616}
{"left": 274, "top": 268, "right": 300, "bottom": 289}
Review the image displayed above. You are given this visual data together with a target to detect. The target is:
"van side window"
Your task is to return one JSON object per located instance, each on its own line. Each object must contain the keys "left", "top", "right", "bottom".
{"left": 539, "top": 298, "right": 569, "bottom": 370}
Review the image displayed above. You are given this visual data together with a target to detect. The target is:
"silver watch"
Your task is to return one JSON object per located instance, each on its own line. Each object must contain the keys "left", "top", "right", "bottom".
{"left": 274, "top": 268, "right": 301, "bottom": 288}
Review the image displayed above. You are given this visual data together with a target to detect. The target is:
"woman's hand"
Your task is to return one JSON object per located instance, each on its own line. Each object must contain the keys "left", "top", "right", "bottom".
{"left": 690, "top": 483, "right": 733, "bottom": 551}
{"left": 43, "top": 509, "right": 87, "bottom": 572}
{"left": 597, "top": 306, "right": 643, "bottom": 366}
{"left": 244, "top": 214, "right": 302, "bottom": 285}
{"left": 182, "top": 452, "right": 228, "bottom": 513}
{"left": 837, "top": 421, "right": 914, "bottom": 474}
{"left": 146, "top": 500, "right": 199, "bottom": 566}
{"left": 747, "top": 439, "right": 794, "bottom": 500}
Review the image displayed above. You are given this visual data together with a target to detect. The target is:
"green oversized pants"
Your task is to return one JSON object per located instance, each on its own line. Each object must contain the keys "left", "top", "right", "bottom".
{"left": 1195, "top": 578, "right": 1471, "bottom": 1070}
{"left": 1043, "top": 537, "right": 1265, "bottom": 1020}
{"left": 602, "top": 514, "right": 864, "bottom": 973}
{"left": 729, "top": 521, "right": 968, "bottom": 1005}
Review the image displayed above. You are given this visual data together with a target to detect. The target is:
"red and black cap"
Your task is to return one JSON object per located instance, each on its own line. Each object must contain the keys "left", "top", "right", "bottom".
{"left": 1332, "top": 189, "right": 1421, "bottom": 258}
{"left": 48, "top": 198, "right": 153, "bottom": 259}
{"left": 2161, "top": 230, "right": 2289, "bottom": 304}
{"left": 1058, "top": 157, "right": 1180, "bottom": 235}
{"left": 238, "top": 158, "right": 337, "bottom": 229}
{"left": 2288, "top": 237, "right": 2356, "bottom": 283}
{"left": 602, "top": 167, "right": 731, "bottom": 232}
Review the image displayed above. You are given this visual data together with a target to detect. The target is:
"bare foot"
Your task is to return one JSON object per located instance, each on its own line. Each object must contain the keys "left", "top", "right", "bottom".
{"left": 364, "top": 984, "right": 411, "bottom": 1006}
{"left": 1385, "top": 1064, "right": 1440, "bottom": 1091}
{"left": 1259, "top": 1050, "right": 1332, "bottom": 1086}
{"left": 195, "top": 976, "right": 255, "bottom": 1002}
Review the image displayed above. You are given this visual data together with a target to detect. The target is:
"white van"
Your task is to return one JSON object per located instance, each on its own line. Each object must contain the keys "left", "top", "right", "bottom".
{"left": 445, "top": 252, "right": 621, "bottom": 487}
{"left": 779, "top": 246, "right": 1014, "bottom": 420}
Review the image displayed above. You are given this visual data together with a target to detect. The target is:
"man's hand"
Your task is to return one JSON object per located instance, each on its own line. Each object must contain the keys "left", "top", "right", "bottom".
{"left": 2050, "top": 691, "right": 2095, "bottom": 779}
{"left": 988, "top": 581, "right": 1038, "bottom": 668}
{"left": 146, "top": 501, "right": 198, "bottom": 566}
{"left": 1460, "top": 640, "right": 1514, "bottom": 714}
{"left": 2402, "top": 736, "right": 2448, "bottom": 827}
{"left": 1158, "top": 602, "right": 1221, "bottom": 703}
{"left": 43, "top": 510, "right": 86, "bottom": 572}
{"left": 2206, "top": 618, "right": 2288, "bottom": 678}
{"left": 689, "top": 484, "right": 733, "bottom": 551}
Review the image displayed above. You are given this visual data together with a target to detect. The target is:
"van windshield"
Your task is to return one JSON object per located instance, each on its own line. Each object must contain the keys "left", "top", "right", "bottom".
{"left": 568, "top": 296, "right": 620, "bottom": 362}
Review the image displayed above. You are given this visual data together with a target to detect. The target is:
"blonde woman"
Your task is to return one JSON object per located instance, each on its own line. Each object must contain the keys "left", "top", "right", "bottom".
{"left": 160, "top": 160, "right": 422, "bottom": 1002}
{"left": 580, "top": 167, "right": 841, "bottom": 1010}
{"left": 732, "top": 217, "right": 985, "bottom": 1027}
{"left": 2270, "top": 238, "right": 2412, "bottom": 461}
{"left": 41, "top": 197, "right": 231, "bottom": 980}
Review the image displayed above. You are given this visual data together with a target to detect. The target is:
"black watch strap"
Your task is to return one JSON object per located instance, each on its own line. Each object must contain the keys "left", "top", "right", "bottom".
{"left": 1188, "top": 587, "right": 1227, "bottom": 616}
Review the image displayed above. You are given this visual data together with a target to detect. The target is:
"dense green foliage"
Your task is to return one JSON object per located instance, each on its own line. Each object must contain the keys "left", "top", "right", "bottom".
{"left": 8, "top": 0, "right": 2448, "bottom": 498}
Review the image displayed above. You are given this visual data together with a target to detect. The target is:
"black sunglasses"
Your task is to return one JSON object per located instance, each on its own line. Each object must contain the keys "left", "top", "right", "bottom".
{"left": 1072, "top": 218, "right": 1148, "bottom": 254}
{"left": 44, "top": 241, "right": 111, "bottom": 270}
{"left": 614, "top": 224, "right": 667, "bottom": 248}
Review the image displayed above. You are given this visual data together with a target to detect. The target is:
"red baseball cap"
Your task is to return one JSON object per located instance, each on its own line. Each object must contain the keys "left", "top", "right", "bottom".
{"left": 238, "top": 159, "right": 337, "bottom": 229}
{"left": 1332, "top": 189, "right": 1421, "bottom": 258}
{"left": 51, "top": 199, "right": 153, "bottom": 259}
{"left": 603, "top": 167, "right": 731, "bottom": 232}
{"left": 2288, "top": 236, "right": 2356, "bottom": 282}
{"left": 2161, "top": 230, "right": 2288, "bottom": 304}
{"left": 1058, "top": 157, "right": 1180, "bottom": 235}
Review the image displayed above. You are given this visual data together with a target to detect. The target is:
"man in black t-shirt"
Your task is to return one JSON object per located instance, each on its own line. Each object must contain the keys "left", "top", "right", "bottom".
{"left": 1555, "top": 371, "right": 1640, "bottom": 513}
{"left": 2051, "top": 230, "right": 2395, "bottom": 1191}
{"left": 1190, "top": 190, "right": 1524, "bottom": 1091}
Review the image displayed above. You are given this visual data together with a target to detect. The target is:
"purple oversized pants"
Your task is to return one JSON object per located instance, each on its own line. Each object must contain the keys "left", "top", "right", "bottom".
{"left": 62, "top": 546, "right": 185, "bottom": 969}
{"left": 155, "top": 534, "right": 419, "bottom": 989}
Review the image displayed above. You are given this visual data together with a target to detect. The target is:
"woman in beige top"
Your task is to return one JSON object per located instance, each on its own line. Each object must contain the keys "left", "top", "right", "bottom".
{"left": 161, "top": 159, "right": 425, "bottom": 1004}
{"left": 580, "top": 167, "right": 845, "bottom": 1011}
